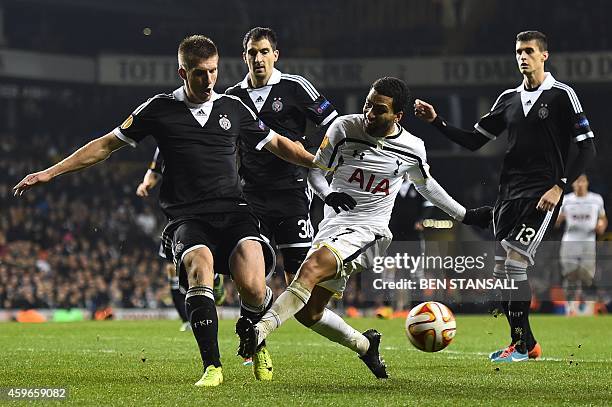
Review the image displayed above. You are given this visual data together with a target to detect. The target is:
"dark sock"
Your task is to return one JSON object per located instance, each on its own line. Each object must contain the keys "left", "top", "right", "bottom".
{"left": 185, "top": 286, "right": 221, "bottom": 368}
{"left": 508, "top": 280, "right": 531, "bottom": 354}
{"left": 240, "top": 286, "right": 273, "bottom": 349}
{"left": 170, "top": 277, "right": 188, "bottom": 322}
{"left": 522, "top": 281, "right": 536, "bottom": 351}
{"left": 240, "top": 286, "right": 273, "bottom": 324}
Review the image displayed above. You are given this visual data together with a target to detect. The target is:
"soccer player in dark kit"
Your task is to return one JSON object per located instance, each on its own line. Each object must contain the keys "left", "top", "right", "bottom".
{"left": 225, "top": 27, "right": 339, "bottom": 377}
{"left": 13, "top": 35, "right": 316, "bottom": 386}
{"left": 414, "top": 31, "right": 596, "bottom": 361}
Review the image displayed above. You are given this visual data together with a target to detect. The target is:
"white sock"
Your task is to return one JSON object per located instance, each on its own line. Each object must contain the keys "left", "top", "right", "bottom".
{"left": 310, "top": 309, "right": 370, "bottom": 356}
{"left": 256, "top": 280, "right": 311, "bottom": 344}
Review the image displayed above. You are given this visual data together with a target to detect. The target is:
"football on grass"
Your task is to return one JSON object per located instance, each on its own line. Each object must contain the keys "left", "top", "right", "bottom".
{"left": 405, "top": 301, "right": 456, "bottom": 352}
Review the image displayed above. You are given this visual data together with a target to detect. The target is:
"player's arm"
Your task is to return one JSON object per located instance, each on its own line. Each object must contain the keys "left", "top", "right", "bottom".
{"left": 539, "top": 91, "right": 597, "bottom": 212}
{"left": 136, "top": 170, "right": 161, "bottom": 197}
{"left": 406, "top": 166, "right": 491, "bottom": 228}
{"left": 136, "top": 148, "right": 163, "bottom": 197}
{"left": 306, "top": 119, "right": 357, "bottom": 213}
{"left": 292, "top": 75, "right": 338, "bottom": 128}
{"left": 596, "top": 213, "right": 608, "bottom": 236}
{"left": 260, "top": 132, "right": 315, "bottom": 168}
{"left": 13, "top": 132, "right": 127, "bottom": 196}
{"left": 540, "top": 140, "right": 597, "bottom": 212}
{"left": 307, "top": 167, "right": 356, "bottom": 213}
{"left": 554, "top": 212, "right": 566, "bottom": 228}
{"left": 596, "top": 197, "right": 607, "bottom": 235}
{"left": 414, "top": 99, "right": 490, "bottom": 151}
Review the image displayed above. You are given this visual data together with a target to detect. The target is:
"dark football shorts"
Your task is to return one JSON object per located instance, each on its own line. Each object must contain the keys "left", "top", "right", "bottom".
{"left": 493, "top": 197, "right": 561, "bottom": 265}
{"left": 161, "top": 212, "right": 275, "bottom": 287}
{"left": 245, "top": 188, "right": 313, "bottom": 275}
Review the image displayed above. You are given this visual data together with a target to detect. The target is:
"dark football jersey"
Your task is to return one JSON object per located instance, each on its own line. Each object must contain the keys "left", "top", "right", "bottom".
{"left": 475, "top": 73, "right": 594, "bottom": 200}
{"left": 113, "top": 87, "right": 273, "bottom": 219}
{"left": 226, "top": 68, "right": 337, "bottom": 191}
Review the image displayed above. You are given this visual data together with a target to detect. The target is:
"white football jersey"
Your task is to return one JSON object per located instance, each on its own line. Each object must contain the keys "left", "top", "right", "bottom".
{"left": 314, "top": 114, "right": 431, "bottom": 229}
{"left": 560, "top": 192, "right": 605, "bottom": 241}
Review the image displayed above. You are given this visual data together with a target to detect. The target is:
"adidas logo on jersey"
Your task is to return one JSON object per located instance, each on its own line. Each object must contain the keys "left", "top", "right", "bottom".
{"left": 195, "top": 109, "right": 207, "bottom": 116}
{"left": 524, "top": 100, "right": 532, "bottom": 106}
{"left": 256, "top": 96, "right": 264, "bottom": 103}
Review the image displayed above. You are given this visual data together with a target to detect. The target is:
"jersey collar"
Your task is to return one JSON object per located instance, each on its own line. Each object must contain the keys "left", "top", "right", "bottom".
{"left": 240, "top": 68, "right": 282, "bottom": 89}
{"left": 173, "top": 86, "right": 222, "bottom": 107}
{"left": 516, "top": 72, "right": 555, "bottom": 92}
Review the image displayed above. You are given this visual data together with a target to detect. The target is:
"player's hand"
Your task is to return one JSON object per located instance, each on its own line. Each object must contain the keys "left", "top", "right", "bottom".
{"left": 136, "top": 182, "right": 150, "bottom": 197}
{"left": 13, "top": 170, "right": 52, "bottom": 196}
{"left": 462, "top": 206, "right": 493, "bottom": 229}
{"left": 537, "top": 185, "right": 562, "bottom": 212}
{"left": 324, "top": 192, "right": 357, "bottom": 213}
{"left": 414, "top": 99, "right": 437, "bottom": 123}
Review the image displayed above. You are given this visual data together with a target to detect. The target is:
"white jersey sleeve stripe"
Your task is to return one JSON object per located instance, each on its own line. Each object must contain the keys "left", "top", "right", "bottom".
{"left": 554, "top": 81, "right": 583, "bottom": 112}
{"left": 281, "top": 74, "right": 319, "bottom": 100}
{"left": 283, "top": 74, "right": 320, "bottom": 98}
{"left": 552, "top": 83, "right": 580, "bottom": 113}
{"left": 553, "top": 82, "right": 583, "bottom": 113}
{"left": 491, "top": 88, "right": 516, "bottom": 110}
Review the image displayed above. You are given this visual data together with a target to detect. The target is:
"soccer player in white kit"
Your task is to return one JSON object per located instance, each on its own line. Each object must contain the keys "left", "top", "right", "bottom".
{"left": 556, "top": 174, "right": 607, "bottom": 311}
{"left": 236, "top": 77, "right": 492, "bottom": 378}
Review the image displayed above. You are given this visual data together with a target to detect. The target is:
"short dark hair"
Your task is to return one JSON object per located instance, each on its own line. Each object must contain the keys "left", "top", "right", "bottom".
{"left": 243, "top": 27, "right": 278, "bottom": 51}
{"left": 371, "top": 77, "right": 411, "bottom": 114}
{"left": 516, "top": 31, "right": 548, "bottom": 51}
{"left": 178, "top": 35, "right": 218, "bottom": 70}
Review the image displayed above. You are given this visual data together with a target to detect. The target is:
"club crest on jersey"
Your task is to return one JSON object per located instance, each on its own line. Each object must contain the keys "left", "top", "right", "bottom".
{"left": 538, "top": 104, "right": 549, "bottom": 119}
{"left": 120, "top": 115, "right": 134, "bottom": 130}
{"left": 272, "top": 98, "right": 283, "bottom": 112}
{"left": 219, "top": 114, "right": 231, "bottom": 130}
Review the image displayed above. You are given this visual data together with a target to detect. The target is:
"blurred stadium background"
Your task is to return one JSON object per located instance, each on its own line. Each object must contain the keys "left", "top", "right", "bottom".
{"left": 1, "top": 0, "right": 611, "bottom": 321}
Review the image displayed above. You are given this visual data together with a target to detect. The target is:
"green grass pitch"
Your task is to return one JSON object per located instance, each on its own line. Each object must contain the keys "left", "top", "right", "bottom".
{"left": 1, "top": 315, "right": 610, "bottom": 406}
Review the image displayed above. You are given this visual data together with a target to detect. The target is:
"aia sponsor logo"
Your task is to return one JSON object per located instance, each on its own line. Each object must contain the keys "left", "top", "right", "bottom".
{"left": 347, "top": 168, "right": 389, "bottom": 195}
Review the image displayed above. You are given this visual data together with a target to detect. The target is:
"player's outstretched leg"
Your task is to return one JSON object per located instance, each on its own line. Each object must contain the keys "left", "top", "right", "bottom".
{"left": 237, "top": 247, "right": 337, "bottom": 359}
{"left": 295, "top": 287, "right": 385, "bottom": 378}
